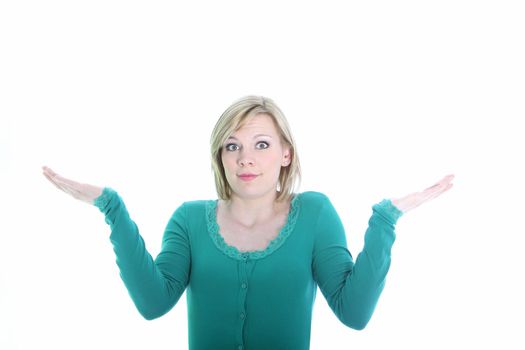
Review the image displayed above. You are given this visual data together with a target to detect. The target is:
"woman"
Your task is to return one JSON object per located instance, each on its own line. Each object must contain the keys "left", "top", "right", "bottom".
{"left": 42, "top": 95, "right": 454, "bottom": 350}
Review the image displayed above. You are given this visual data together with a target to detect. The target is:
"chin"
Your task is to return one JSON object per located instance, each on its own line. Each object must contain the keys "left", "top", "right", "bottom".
{"left": 232, "top": 187, "right": 278, "bottom": 200}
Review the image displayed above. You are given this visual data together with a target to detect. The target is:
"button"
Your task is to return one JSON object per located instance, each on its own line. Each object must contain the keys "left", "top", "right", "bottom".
{"left": 240, "top": 312, "right": 245, "bottom": 320}
{"left": 241, "top": 283, "right": 247, "bottom": 289}
{"left": 238, "top": 346, "right": 243, "bottom": 350}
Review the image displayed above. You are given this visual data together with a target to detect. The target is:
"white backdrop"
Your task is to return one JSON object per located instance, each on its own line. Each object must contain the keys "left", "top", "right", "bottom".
{"left": 1, "top": 1, "right": 524, "bottom": 349}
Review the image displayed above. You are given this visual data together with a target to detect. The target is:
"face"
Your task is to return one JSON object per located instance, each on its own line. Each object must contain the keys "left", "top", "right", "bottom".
{"left": 221, "top": 113, "right": 291, "bottom": 201}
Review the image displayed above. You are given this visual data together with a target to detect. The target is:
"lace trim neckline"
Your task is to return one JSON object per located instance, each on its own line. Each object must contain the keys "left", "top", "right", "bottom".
{"left": 205, "top": 194, "right": 301, "bottom": 261}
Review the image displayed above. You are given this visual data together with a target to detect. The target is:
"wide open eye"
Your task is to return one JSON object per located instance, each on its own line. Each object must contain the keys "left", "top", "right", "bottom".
{"left": 224, "top": 143, "right": 240, "bottom": 152}
{"left": 255, "top": 141, "right": 269, "bottom": 150}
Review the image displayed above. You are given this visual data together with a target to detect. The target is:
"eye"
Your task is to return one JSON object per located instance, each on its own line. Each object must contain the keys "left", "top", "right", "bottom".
{"left": 256, "top": 141, "right": 269, "bottom": 150}
{"left": 224, "top": 143, "right": 239, "bottom": 152}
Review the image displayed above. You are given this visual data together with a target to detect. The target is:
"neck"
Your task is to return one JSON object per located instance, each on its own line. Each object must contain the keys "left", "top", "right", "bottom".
{"left": 224, "top": 191, "right": 285, "bottom": 228}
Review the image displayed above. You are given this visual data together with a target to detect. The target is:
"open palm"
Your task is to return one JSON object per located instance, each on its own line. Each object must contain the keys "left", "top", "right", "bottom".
{"left": 42, "top": 166, "right": 103, "bottom": 205}
{"left": 391, "top": 174, "right": 454, "bottom": 213}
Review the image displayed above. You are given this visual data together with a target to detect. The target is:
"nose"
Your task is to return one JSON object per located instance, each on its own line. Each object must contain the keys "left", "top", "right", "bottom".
{"left": 238, "top": 149, "right": 255, "bottom": 167}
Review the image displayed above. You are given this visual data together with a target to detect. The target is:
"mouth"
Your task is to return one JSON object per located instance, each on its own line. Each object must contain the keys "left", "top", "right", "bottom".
{"left": 238, "top": 174, "right": 259, "bottom": 181}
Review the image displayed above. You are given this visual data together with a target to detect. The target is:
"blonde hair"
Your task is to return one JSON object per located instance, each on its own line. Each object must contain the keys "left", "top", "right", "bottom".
{"left": 210, "top": 95, "right": 301, "bottom": 202}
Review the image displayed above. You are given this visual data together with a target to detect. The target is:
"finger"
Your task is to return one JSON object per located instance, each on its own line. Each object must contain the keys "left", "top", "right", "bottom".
{"left": 43, "top": 172, "right": 64, "bottom": 191}
{"left": 438, "top": 174, "right": 455, "bottom": 187}
{"left": 422, "top": 184, "right": 445, "bottom": 198}
{"left": 46, "top": 171, "right": 83, "bottom": 189}
{"left": 423, "top": 182, "right": 440, "bottom": 191}
{"left": 424, "top": 182, "right": 454, "bottom": 203}
{"left": 43, "top": 166, "right": 58, "bottom": 177}
{"left": 424, "top": 174, "right": 454, "bottom": 191}
{"left": 54, "top": 176, "right": 80, "bottom": 188}
{"left": 43, "top": 168, "right": 89, "bottom": 202}
{"left": 43, "top": 171, "right": 80, "bottom": 195}
{"left": 45, "top": 173, "right": 77, "bottom": 196}
{"left": 43, "top": 171, "right": 66, "bottom": 189}
{"left": 42, "top": 167, "right": 71, "bottom": 184}
{"left": 43, "top": 167, "right": 65, "bottom": 184}
{"left": 417, "top": 181, "right": 449, "bottom": 203}
{"left": 424, "top": 175, "right": 454, "bottom": 195}
{"left": 442, "top": 182, "right": 453, "bottom": 193}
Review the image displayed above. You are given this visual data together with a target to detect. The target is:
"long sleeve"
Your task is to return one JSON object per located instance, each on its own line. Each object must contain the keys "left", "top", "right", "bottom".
{"left": 94, "top": 187, "right": 191, "bottom": 320}
{"left": 312, "top": 194, "right": 403, "bottom": 330}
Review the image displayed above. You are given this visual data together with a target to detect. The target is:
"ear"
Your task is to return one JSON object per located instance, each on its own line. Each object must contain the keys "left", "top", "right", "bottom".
{"left": 282, "top": 147, "right": 291, "bottom": 167}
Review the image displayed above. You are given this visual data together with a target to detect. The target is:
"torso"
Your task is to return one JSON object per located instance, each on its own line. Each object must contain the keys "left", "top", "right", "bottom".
{"left": 216, "top": 199, "right": 291, "bottom": 253}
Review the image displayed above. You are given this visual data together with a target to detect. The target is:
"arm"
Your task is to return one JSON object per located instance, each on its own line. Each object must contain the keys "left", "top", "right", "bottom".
{"left": 312, "top": 195, "right": 402, "bottom": 330}
{"left": 41, "top": 166, "right": 190, "bottom": 320}
{"left": 312, "top": 174, "right": 454, "bottom": 330}
{"left": 95, "top": 188, "right": 190, "bottom": 320}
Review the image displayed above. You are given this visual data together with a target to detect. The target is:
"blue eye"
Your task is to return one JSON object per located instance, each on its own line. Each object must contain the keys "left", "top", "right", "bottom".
{"left": 225, "top": 143, "right": 239, "bottom": 152}
{"left": 256, "top": 141, "right": 269, "bottom": 149}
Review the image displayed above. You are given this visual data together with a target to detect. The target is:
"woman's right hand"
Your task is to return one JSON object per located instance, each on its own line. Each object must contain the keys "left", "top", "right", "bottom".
{"left": 42, "top": 166, "right": 103, "bottom": 205}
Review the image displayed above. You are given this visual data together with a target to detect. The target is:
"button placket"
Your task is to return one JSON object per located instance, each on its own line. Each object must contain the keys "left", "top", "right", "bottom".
{"left": 236, "top": 254, "right": 250, "bottom": 348}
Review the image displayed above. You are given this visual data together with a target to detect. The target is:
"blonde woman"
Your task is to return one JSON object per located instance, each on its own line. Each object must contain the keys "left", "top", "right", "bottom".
{"left": 42, "top": 95, "right": 454, "bottom": 350}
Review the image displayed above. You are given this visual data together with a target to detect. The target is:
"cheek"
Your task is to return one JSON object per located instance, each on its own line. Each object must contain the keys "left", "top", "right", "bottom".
{"left": 221, "top": 151, "right": 232, "bottom": 165}
{"left": 222, "top": 156, "right": 240, "bottom": 180}
{"left": 220, "top": 155, "right": 229, "bottom": 171}
{"left": 264, "top": 153, "right": 284, "bottom": 171}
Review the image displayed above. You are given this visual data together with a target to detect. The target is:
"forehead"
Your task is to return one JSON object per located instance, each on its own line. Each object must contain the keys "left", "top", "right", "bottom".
{"left": 231, "top": 113, "right": 279, "bottom": 136}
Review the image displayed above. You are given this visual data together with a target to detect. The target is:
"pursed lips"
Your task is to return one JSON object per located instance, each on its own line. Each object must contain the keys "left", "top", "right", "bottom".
{"left": 238, "top": 173, "right": 259, "bottom": 181}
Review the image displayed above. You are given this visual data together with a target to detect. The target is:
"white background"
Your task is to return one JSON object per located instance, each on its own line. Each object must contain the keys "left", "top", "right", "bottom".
{"left": 1, "top": 1, "right": 524, "bottom": 349}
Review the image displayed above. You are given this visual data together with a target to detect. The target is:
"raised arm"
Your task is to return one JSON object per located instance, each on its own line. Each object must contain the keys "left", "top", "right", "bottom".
{"left": 312, "top": 195, "right": 402, "bottom": 330}
{"left": 42, "top": 166, "right": 190, "bottom": 320}
{"left": 312, "top": 175, "right": 454, "bottom": 330}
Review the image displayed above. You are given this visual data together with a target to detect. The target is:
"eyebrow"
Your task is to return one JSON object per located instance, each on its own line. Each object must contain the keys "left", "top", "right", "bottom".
{"left": 226, "top": 134, "right": 273, "bottom": 141}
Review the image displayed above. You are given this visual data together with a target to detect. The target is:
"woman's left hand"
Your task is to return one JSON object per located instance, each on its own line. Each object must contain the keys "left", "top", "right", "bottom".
{"left": 391, "top": 174, "right": 455, "bottom": 214}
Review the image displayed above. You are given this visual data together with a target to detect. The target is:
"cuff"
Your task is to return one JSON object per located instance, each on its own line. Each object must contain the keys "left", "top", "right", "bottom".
{"left": 93, "top": 187, "right": 116, "bottom": 212}
{"left": 372, "top": 199, "right": 404, "bottom": 225}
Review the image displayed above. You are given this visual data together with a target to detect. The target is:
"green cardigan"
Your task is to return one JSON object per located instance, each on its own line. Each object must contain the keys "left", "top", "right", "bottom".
{"left": 95, "top": 188, "right": 403, "bottom": 350}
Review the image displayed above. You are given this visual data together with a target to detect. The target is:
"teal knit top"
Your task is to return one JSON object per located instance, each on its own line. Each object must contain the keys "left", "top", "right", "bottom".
{"left": 94, "top": 188, "right": 403, "bottom": 350}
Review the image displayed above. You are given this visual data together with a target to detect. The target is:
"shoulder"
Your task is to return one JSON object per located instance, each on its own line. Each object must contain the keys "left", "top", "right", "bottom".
{"left": 179, "top": 199, "right": 212, "bottom": 210}
{"left": 298, "top": 190, "right": 342, "bottom": 213}
{"left": 169, "top": 199, "right": 215, "bottom": 220}
{"left": 295, "top": 191, "right": 337, "bottom": 218}
{"left": 296, "top": 191, "right": 332, "bottom": 206}
{"left": 294, "top": 191, "right": 345, "bottom": 236}
{"left": 166, "top": 199, "right": 216, "bottom": 236}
